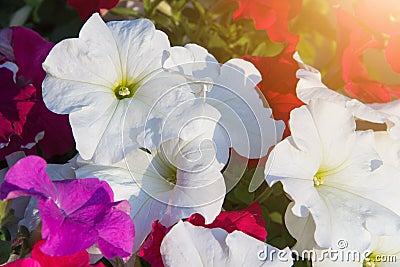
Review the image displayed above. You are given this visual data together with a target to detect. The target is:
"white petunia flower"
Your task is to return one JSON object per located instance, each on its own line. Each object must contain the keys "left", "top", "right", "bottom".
{"left": 161, "top": 44, "right": 285, "bottom": 190}
{"left": 374, "top": 131, "right": 400, "bottom": 167}
{"left": 265, "top": 99, "right": 400, "bottom": 252}
{"left": 42, "top": 13, "right": 196, "bottom": 164}
{"left": 160, "top": 220, "right": 293, "bottom": 267}
{"left": 294, "top": 52, "right": 400, "bottom": 139}
{"left": 75, "top": 132, "right": 226, "bottom": 251}
{"left": 285, "top": 130, "right": 400, "bottom": 258}
{"left": 301, "top": 223, "right": 400, "bottom": 267}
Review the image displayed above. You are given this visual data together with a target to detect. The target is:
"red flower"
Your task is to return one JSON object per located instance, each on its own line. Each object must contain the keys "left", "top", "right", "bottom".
{"left": 139, "top": 203, "right": 266, "bottom": 267}
{"left": 67, "top": 0, "right": 119, "bottom": 21}
{"left": 354, "top": 0, "right": 400, "bottom": 75}
{"left": 242, "top": 53, "right": 304, "bottom": 138}
{"left": 232, "top": 0, "right": 301, "bottom": 51}
{"left": 333, "top": 4, "right": 400, "bottom": 103}
{"left": 4, "top": 240, "right": 106, "bottom": 267}
{"left": 0, "top": 27, "right": 74, "bottom": 161}
{"left": 385, "top": 35, "right": 400, "bottom": 74}
{"left": 231, "top": 0, "right": 304, "bottom": 138}
{"left": 353, "top": 0, "right": 400, "bottom": 36}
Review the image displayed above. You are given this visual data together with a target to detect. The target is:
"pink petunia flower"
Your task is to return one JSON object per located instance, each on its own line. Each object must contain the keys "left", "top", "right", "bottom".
{"left": 0, "top": 156, "right": 134, "bottom": 258}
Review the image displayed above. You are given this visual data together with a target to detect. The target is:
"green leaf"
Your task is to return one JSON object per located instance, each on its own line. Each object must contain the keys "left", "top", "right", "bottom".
{"left": 25, "top": 0, "right": 43, "bottom": 7}
{"left": 0, "top": 201, "right": 9, "bottom": 218}
{"left": 0, "top": 227, "right": 11, "bottom": 241}
{"left": 109, "top": 7, "right": 142, "bottom": 17}
{"left": 143, "top": 0, "right": 151, "bottom": 12}
{"left": 0, "top": 0, "right": 25, "bottom": 27}
{"left": 0, "top": 240, "right": 11, "bottom": 264}
{"left": 252, "top": 40, "right": 285, "bottom": 57}
{"left": 269, "top": 211, "right": 283, "bottom": 224}
{"left": 233, "top": 182, "right": 254, "bottom": 205}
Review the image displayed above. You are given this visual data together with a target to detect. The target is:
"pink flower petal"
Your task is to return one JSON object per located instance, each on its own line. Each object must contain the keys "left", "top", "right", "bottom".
{"left": 97, "top": 203, "right": 135, "bottom": 259}
{"left": 0, "top": 156, "right": 135, "bottom": 258}
{"left": 0, "top": 156, "right": 56, "bottom": 201}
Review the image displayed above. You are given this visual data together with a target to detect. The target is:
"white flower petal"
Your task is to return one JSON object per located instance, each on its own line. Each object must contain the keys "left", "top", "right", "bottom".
{"left": 68, "top": 98, "right": 118, "bottom": 161}
{"left": 295, "top": 53, "right": 400, "bottom": 140}
{"left": 266, "top": 138, "right": 321, "bottom": 184}
{"left": 0, "top": 62, "right": 18, "bottom": 82}
{"left": 226, "top": 231, "right": 293, "bottom": 267}
{"left": 304, "top": 100, "right": 357, "bottom": 169}
{"left": 163, "top": 44, "right": 285, "bottom": 160}
{"left": 209, "top": 59, "right": 284, "bottom": 159}
{"left": 160, "top": 221, "right": 228, "bottom": 267}
{"left": 43, "top": 14, "right": 120, "bottom": 89}
{"left": 42, "top": 76, "right": 113, "bottom": 114}
{"left": 160, "top": 221, "right": 293, "bottom": 267}
{"left": 266, "top": 99, "right": 400, "bottom": 252}
{"left": 43, "top": 14, "right": 192, "bottom": 165}
{"left": 76, "top": 137, "right": 226, "bottom": 250}
{"left": 284, "top": 202, "right": 320, "bottom": 253}
{"left": 374, "top": 131, "right": 400, "bottom": 167}
{"left": 106, "top": 18, "right": 170, "bottom": 81}
{"left": 163, "top": 43, "right": 219, "bottom": 80}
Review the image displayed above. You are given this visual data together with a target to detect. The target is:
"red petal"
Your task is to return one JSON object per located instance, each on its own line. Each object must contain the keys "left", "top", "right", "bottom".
{"left": 11, "top": 27, "right": 54, "bottom": 90}
{"left": 188, "top": 202, "right": 267, "bottom": 241}
{"left": 335, "top": 7, "right": 395, "bottom": 103}
{"left": 67, "top": 0, "right": 119, "bottom": 21}
{"left": 354, "top": 0, "right": 400, "bottom": 35}
{"left": 138, "top": 221, "right": 168, "bottom": 267}
{"left": 3, "top": 259, "right": 41, "bottom": 267}
{"left": 31, "top": 240, "right": 92, "bottom": 267}
{"left": 264, "top": 90, "right": 304, "bottom": 138}
{"left": 233, "top": 0, "right": 301, "bottom": 45}
{"left": 241, "top": 53, "right": 303, "bottom": 137}
{"left": 345, "top": 81, "right": 391, "bottom": 103}
{"left": 386, "top": 35, "right": 400, "bottom": 73}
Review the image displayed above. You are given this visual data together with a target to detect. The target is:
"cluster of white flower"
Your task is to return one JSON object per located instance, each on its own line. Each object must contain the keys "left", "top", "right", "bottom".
{"left": 42, "top": 14, "right": 289, "bottom": 266}
{"left": 271, "top": 56, "right": 400, "bottom": 266}
{"left": 41, "top": 14, "right": 400, "bottom": 266}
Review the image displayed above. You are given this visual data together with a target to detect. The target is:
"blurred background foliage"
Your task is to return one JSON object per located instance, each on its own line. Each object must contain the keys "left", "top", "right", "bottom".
{"left": 2, "top": 0, "right": 400, "bottom": 266}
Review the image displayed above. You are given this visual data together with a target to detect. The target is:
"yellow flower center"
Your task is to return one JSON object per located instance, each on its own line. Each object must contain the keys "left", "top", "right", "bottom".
{"left": 153, "top": 149, "right": 178, "bottom": 186}
{"left": 313, "top": 172, "right": 324, "bottom": 187}
{"left": 113, "top": 82, "right": 139, "bottom": 100}
{"left": 363, "top": 253, "right": 377, "bottom": 267}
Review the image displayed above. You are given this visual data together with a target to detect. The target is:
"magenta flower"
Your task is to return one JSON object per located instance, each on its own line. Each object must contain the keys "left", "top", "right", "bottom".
{"left": 0, "top": 27, "right": 74, "bottom": 161}
{"left": 0, "top": 156, "right": 134, "bottom": 258}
